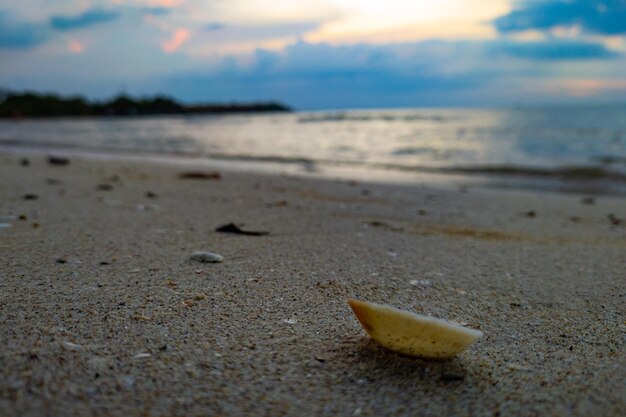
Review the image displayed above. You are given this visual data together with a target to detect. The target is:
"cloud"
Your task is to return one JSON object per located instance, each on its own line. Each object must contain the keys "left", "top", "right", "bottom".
{"left": 205, "top": 22, "right": 226, "bottom": 31}
{"left": 489, "top": 39, "right": 618, "bottom": 60}
{"left": 548, "top": 78, "right": 626, "bottom": 97}
{"left": 162, "top": 28, "right": 190, "bottom": 53}
{"left": 50, "top": 8, "right": 121, "bottom": 31}
{"left": 0, "top": 10, "right": 48, "bottom": 49}
{"left": 68, "top": 39, "right": 85, "bottom": 54}
{"left": 140, "top": 7, "right": 174, "bottom": 16}
{"left": 159, "top": 40, "right": 497, "bottom": 108}
{"left": 494, "top": 0, "right": 626, "bottom": 35}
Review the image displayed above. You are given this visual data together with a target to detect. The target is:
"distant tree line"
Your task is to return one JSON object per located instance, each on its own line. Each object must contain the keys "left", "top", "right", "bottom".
{"left": 0, "top": 90, "right": 291, "bottom": 118}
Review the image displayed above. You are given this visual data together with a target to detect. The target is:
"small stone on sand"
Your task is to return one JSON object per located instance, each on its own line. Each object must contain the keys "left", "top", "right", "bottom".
{"left": 48, "top": 156, "right": 70, "bottom": 166}
{"left": 190, "top": 251, "right": 223, "bottom": 263}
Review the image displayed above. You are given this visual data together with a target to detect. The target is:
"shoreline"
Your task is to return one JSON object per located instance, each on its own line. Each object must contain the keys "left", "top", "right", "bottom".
{"left": 1, "top": 150, "right": 624, "bottom": 416}
{"left": 3, "top": 144, "right": 626, "bottom": 198}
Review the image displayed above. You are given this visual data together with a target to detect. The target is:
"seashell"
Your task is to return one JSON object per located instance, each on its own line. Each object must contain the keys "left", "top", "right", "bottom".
{"left": 348, "top": 299, "right": 482, "bottom": 360}
{"left": 190, "top": 251, "right": 223, "bottom": 263}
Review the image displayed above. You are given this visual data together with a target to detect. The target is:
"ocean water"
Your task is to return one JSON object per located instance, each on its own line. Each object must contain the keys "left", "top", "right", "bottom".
{"left": 1, "top": 106, "right": 625, "bottom": 183}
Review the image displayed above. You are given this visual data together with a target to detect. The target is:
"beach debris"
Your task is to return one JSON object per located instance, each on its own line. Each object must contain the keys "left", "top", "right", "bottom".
{"left": 133, "top": 352, "right": 152, "bottom": 359}
{"left": 136, "top": 203, "right": 159, "bottom": 211}
{"left": 216, "top": 223, "right": 269, "bottom": 236}
{"left": 182, "top": 300, "right": 194, "bottom": 307}
{"left": 347, "top": 299, "right": 483, "bottom": 360}
{"left": 525, "top": 210, "right": 536, "bottom": 218}
{"left": 62, "top": 341, "right": 83, "bottom": 351}
{"left": 20, "top": 158, "right": 30, "bottom": 166}
{"left": 48, "top": 156, "right": 70, "bottom": 166}
{"left": 441, "top": 370, "right": 465, "bottom": 382}
{"left": 195, "top": 293, "right": 207, "bottom": 301}
{"left": 97, "top": 184, "right": 113, "bottom": 191}
{"left": 581, "top": 196, "right": 595, "bottom": 205}
{"left": 608, "top": 213, "right": 622, "bottom": 226}
{"left": 145, "top": 191, "right": 157, "bottom": 198}
{"left": 283, "top": 318, "right": 298, "bottom": 324}
{"left": 23, "top": 194, "right": 38, "bottom": 200}
{"left": 132, "top": 314, "right": 151, "bottom": 321}
{"left": 55, "top": 258, "right": 67, "bottom": 264}
{"left": 418, "top": 209, "right": 427, "bottom": 216}
{"left": 190, "top": 251, "right": 223, "bottom": 263}
{"left": 364, "top": 220, "right": 403, "bottom": 232}
{"left": 178, "top": 171, "right": 222, "bottom": 180}
{"left": 410, "top": 279, "right": 432, "bottom": 288}
{"left": 272, "top": 199, "right": 289, "bottom": 207}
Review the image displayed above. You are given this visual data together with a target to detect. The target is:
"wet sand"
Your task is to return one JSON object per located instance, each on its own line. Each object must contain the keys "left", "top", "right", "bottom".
{"left": 1, "top": 151, "right": 624, "bottom": 416}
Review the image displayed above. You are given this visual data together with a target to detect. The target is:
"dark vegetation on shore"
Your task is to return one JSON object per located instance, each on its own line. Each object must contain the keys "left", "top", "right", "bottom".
{"left": 0, "top": 90, "right": 291, "bottom": 118}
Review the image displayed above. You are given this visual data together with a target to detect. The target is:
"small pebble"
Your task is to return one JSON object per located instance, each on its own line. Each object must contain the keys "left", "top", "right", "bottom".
{"left": 23, "top": 194, "right": 38, "bottom": 200}
{"left": 190, "top": 251, "right": 223, "bottom": 263}
{"left": 48, "top": 156, "right": 70, "bottom": 166}
{"left": 145, "top": 191, "right": 158, "bottom": 198}
{"left": 20, "top": 158, "right": 30, "bottom": 166}
{"left": 55, "top": 258, "right": 67, "bottom": 264}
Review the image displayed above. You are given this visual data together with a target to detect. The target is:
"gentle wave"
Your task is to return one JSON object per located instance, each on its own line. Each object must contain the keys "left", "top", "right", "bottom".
{"left": 298, "top": 112, "right": 451, "bottom": 123}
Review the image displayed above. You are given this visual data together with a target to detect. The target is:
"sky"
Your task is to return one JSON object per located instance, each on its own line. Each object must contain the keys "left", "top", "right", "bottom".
{"left": 1, "top": 0, "right": 625, "bottom": 109}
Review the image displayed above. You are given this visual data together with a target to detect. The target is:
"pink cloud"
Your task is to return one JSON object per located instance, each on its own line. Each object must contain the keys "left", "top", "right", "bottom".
{"left": 161, "top": 28, "right": 190, "bottom": 53}
{"left": 151, "top": 0, "right": 184, "bottom": 7}
{"left": 68, "top": 40, "right": 86, "bottom": 54}
{"left": 552, "top": 79, "right": 626, "bottom": 97}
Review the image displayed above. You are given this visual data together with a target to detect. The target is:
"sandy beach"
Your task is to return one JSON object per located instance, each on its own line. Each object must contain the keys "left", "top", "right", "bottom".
{"left": 0, "top": 150, "right": 624, "bottom": 417}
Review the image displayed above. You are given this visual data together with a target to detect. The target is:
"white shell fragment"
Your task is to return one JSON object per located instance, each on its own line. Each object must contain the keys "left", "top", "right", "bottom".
{"left": 133, "top": 353, "right": 152, "bottom": 359}
{"left": 190, "top": 251, "right": 223, "bottom": 263}
{"left": 348, "top": 299, "right": 483, "bottom": 360}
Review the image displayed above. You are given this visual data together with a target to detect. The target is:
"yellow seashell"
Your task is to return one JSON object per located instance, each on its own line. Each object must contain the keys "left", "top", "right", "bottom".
{"left": 348, "top": 299, "right": 483, "bottom": 360}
